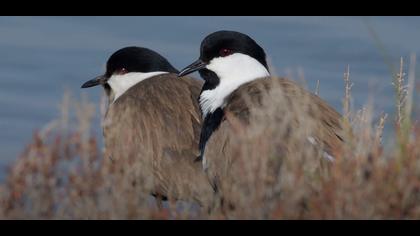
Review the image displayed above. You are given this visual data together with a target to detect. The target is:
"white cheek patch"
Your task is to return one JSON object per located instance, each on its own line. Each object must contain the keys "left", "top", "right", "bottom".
{"left": 108, "top": 71, "right": 168, "bottom": 103}
{"left": 199, "top": 53, "right": 270, "bottom": 117}
{"left": 206, "top": 53, "right": 270, "bottom": 81}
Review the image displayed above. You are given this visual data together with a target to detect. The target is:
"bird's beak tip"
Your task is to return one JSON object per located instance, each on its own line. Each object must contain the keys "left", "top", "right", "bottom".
{"left": 178, "top": 59, "right": 207, "bottom": 77}
{"left": 81, "top": 75, "right": 106, "bottom": 89}
{"left": 177, "top": 69, "right": 191, "bottom": 78}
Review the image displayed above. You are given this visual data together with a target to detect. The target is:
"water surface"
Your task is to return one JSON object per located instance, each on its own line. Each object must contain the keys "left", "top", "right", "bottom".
{"left": 1, "top": 16, "right": 419, "bottom": 178}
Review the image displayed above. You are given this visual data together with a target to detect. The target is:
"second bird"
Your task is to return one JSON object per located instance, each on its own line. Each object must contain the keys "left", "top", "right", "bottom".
{"left": 179, "top": 31, "right": 345, "bottom": 207}
{"left": 81, "top": 47, "right": 214, "bottom": 207}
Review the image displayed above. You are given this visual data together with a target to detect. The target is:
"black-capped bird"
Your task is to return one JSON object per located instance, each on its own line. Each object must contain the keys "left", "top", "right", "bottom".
{"left": 81, "top": 47, "right": 213, "bottom": 207}
{"left": 178, "top": 31, "right": 345, "bottom": 206}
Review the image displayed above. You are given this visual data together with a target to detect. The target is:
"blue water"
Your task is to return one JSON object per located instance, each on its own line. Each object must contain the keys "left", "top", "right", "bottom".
{"left": 1, "top": 16, "right": 419, "bottom": 177}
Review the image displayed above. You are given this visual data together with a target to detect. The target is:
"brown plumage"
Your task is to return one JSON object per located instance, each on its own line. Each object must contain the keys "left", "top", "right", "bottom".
{"left": 178, "top": 31, "right": 347, "bottom": 214}
{"left": 202, "top": 77, "right": 345, "bottom": 204}
{"left": 207, "top": 76, "right": 344, "bottom": 153}
{"left": 102, "top": 74, "right": 214, "bottom": 206}
{"left": 225, "top": 77, "right": 344, "bottom": 153}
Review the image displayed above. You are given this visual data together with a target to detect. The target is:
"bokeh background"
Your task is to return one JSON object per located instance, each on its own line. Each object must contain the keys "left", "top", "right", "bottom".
{"left": 1, "top": 16, "right": 419, "bottom": 177}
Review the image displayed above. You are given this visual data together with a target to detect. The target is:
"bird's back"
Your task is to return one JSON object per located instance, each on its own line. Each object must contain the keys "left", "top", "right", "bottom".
{"left": 226, "top": 77, "right": 344, "bottom": 152}
{"left": 103, "top": 73, "right": 213, "bottom": 205}
{"left": 203, "top": 77, "right": 345, "bottom": 202}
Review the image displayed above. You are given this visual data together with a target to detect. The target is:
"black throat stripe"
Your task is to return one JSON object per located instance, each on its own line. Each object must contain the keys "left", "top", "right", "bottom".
{"left": 197, "top": 107, "right": 224, "bottom": 162}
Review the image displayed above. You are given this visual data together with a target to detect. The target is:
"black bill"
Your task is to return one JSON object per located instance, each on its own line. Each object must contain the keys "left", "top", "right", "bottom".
{"left": 178, "top": 59, "right": 207, "bottom": 77}
{"left": 81, "top": 75, "right": 107, "bottom": 88}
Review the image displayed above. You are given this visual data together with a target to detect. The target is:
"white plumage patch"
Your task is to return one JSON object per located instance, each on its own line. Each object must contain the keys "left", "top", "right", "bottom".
{"left": 108, "top": 71, "right": 168, "bottom": 103}
{"left": 307, "top": 136, "right": 335, "bottom": 162}
{"left": 202, "top": 154, "right": 208, "bottom": 171}
{"left": 199, "top": 53, "right": 270, "bottom": 117}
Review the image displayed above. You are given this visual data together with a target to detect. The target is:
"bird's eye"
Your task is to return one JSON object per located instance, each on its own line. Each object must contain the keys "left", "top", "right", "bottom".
{"left": 117, "top": 68, "right": 128, "bottom": 75}
{"left": 219, "top": 48, "right": 233, "bottom": 57}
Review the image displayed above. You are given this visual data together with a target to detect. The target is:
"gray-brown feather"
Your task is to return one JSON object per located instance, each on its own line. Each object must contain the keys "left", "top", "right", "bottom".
{"left": 203, "top": 77, "right": 345, "bottom": 201}
{"left": 103, "top": 73, "right": 213, "bottom": 205}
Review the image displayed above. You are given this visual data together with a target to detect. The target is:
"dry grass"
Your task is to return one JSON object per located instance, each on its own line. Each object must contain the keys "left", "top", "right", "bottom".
{"left": 0, "top": 57, "right": 419, "bottom": 219}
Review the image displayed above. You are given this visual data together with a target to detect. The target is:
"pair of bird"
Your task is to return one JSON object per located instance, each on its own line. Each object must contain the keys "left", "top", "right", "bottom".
{"left": 81, "top": 30, "right": 344, "bottom": 208}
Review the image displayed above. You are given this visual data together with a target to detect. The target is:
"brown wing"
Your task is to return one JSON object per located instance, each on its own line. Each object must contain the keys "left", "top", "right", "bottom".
{"left": 207, "top": 77, "right": 344, "bottom": 153}
{"left": 268, "top": 78, "right": 344, "bottom": 154}
{"left": 203, "top": 77, "right": 344, "bottom": 196}
{"left": 103, "top": 74, "right": 213, "bottom": 205}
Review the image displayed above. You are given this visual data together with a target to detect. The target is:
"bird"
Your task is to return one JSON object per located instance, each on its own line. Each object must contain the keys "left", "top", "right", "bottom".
{"left": 81, "top": 46, "right": 214, "bottom": 208}
{"left": 178, "top": 30, "right": 345, "bottom": 209}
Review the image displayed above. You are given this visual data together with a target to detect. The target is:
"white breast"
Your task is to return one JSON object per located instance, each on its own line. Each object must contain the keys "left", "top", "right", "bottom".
{"left": 107, "top": 71, "right": 168, "bottom": 103}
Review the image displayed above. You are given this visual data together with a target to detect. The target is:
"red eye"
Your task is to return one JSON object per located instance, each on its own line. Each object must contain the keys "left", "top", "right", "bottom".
{"left": 117, "top": 68, "right": 127, "bottom": 75}
{"left": 219, "top": 48, "right": 232, "bottom": 57}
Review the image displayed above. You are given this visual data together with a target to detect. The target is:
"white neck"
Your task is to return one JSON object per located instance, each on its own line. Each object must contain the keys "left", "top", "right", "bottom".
{"left": 199, "top": 53, "right": 270, "bottom": 117}
{"left": 107, "top": 71, "right": 168, "bottom": 102}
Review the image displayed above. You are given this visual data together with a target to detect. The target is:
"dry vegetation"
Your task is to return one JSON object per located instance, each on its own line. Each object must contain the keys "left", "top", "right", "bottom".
{"left": 0, "top": 56, "right": 419, "bottom": 219}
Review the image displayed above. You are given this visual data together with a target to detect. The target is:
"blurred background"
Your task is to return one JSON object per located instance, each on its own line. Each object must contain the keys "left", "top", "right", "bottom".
{"left": 0, "top": 16, "right": 419, "bottom": 178}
